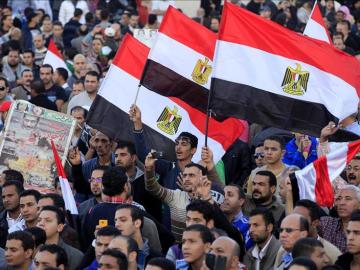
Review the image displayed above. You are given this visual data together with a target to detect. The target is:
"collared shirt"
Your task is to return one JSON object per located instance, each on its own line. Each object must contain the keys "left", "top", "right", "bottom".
{"left": 232, "top": 210, "right": 253, "bottom": 250}
{"left": 251, "top": 236, "right": 273, "bottom": 270}
{"left": 137, "top": 238, "right": 150, "bottom": 270}
{"left": 6, "top": 212, "right": 23, "bottom": 230}
{"left": 8, "top": 219, "right": 27, "bottom": 233}
{"left": 319, "top": 216, "right": 346, "bottom": 253}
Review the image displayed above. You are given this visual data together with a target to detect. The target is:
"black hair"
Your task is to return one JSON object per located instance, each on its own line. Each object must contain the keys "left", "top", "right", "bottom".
{"left": 53, "top": 21, "right": 63, "bottom": 28}
{"left": 19, "top": 189, "right": 41, "bottom": 202}
{"left": 184, "top": 162, "right": 207, "bottom": 175}
{"left": 288, "top": 257, "right": 317, "bottom": 270}
{"left": 184, "top": 224, "right": 214, "bottom": 244}
{"left": 292, "top": 238, "right": 324, "bottom": 259}
{"left": 2, "top": 180, "right": 24, "bottom": 194}
{"left": 147, "top": 257, "right": 175, "bottom": 270}
{"left": 0, "top": 76, "right": 9, "bottom": 88}
{"left": 85, "top": 12, "right": 94, "bottom": 24}
{"left": 7, "top": 231, "right": 34, "bottom": 251}
{"left": 74, "top": 8, "right": 83, "bottom": 18}
{"left": 31, "top": 80, "right": 46, "bottom": 94}
{"left": 299, "top": 215, "right": 310, "bottom": 232}
{"left": 100, "top": 9, "right": 109, "bottom": 20}
{"left": 148, "top": 14, "right": 158, "bottom": 25}
{"left": 39, "top": 193, "right": 65, "bottom": 210}
{"left": 97, "top": 226, "right": 121, "bottom": 238}
{"left": 177, "top": 132, "right": 198, "bottom": 148}
{"left": 38, "top": 244, "right": 68, "bottom": 268}
{"left": 101, "top": 249, "right": 128, "bottom": 269}
{"left": 116, "top": 204, "right": 144, "bottom": 229}
{"left": 249, "top": 207, "right": 275, "bottom": 227}
{"left": 21, "top": 69, "right": 33, "bottom": 77}
{"left": 56, "top": 67, "right": 68, "bottom": 81}
{"left": 40, "top": 205, "right": 65, "bottom": 224}
{"left": 2, "top": 169, "right": 24, "bottom": 184}
{"left": 92, "top": 165, "right": 109, "bottom": 173}
{"left": 226, "top": 184, "right": 246, "bottom": 199}
{"left": 73, "top": 79, "right": 84, "bottom": 86}
{"left": 255, "top": 170, "right": 277, "bottom": 187}
{"left": 24, "top": 227, "right": 47, "bottom": 248}
{"left": 116, "top": 141, "right": 136, "bottom": 155}
{"left": 114, "top": 235, "right": 139, "bottom": 254}
{"left": 70, "top": 106, "right": 88, "bottom": 119}
{"left": 295, "top": 199, "right": 321, "bottom": 222}
{"left": 85, "top": 70, "right": 100, "bottom": 81}
{"left": 350, "top": 209, "right": 360, "bottom": 221}
{"left": 102, "top": 167, "right": 128, "bottom": 196}
{"left": 40, "top": 64, "right": 54, "bottom": 74}
{"left": 23, "top": 49, "right": 35, "bottom": 57}
{"left": 186, "top": 200, "right": 214, "bottom": 223}
{"left": 264, "top": 135, "right": 285, "bottom": 150}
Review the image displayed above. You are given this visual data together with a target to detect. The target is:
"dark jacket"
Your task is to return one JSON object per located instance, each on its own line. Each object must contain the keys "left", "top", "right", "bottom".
{"left": 63, "top": 19, "right": 82, "bottom": 47}
{"left": 30, "top": 94, "right": 58, "bottom": 111}
{"left": 0, "top": 210, "right": 9, "bottom": 248}
{"left": 335, "top": 252, "right": 352, "bottom": 270}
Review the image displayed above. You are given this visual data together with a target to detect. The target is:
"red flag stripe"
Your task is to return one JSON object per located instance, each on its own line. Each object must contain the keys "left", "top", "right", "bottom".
{"left": 219, "top": 3, "right": 360, "bottom": 93}
{"left": 48, "top": 38, "right": 63, "bottom": 59}
{"left": 159, "top": 6, "right": 216, "bottom": 60}
{"left": 311, "top": 2, "right": 332, "bottom": 42}
{"left": 314, "top": 155, "right": 334, "bottom": 207}
{"left": 346, "top": 140, "right": 360, "bottom": 164}
{"left": 50, "top": 140, "right": 66, "bottom": 178}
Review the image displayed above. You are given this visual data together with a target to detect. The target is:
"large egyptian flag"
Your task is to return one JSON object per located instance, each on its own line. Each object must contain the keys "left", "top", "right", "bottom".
{"left": 86, "top": 34, "right": 244, "bottom": 162}
{"left": 210, "top": 2, "right": 360, "bottom": 137}
{"left": 290, "top": 140, "right": 360, "bottom": 207}
{"left": 140, "top": 6, "right": 216, "bottom": 115}
{"left": 303, "top": 1, "right": 331, "bottom": 44}
{"left": 43, "top": 38, "right": 71, "bottom": 75}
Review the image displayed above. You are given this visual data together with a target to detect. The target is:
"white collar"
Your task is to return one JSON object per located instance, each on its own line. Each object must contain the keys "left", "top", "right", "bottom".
{"left": 251, "top": 235, "right": 273, "bottom": 260}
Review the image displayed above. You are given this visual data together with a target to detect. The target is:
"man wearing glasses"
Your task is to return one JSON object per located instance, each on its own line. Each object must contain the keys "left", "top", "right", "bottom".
{"left": 274, "top": 213, "right": 309, "bottom": 270}
{"left": 253, "top": 144, "right": 265, "bottom": 168}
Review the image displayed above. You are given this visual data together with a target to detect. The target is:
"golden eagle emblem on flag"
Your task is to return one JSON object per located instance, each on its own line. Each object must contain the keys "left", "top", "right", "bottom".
{"left": 281, "top": 63, "right": 310, "bottom": 96}
{"left": 156, "top": 106, "right": 182, "bottom": 135}
{"left": 191, "top": 57, "right": 212, "bottom": 85}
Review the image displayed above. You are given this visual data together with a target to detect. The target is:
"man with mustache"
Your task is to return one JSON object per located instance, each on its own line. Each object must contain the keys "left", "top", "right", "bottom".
{"left": 11, "top": 69, "right": 34, "bottom": 101}
{"left": 346, "top": 156, "right": 360, "bottom": 187}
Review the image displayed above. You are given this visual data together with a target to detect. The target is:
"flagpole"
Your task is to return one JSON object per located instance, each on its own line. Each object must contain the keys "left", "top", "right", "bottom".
{"left": 134, "top": 58, "right": 151, "bottom": 105}
{"left": 133, "top": 83, "right": 141, "bottom": 105}
{"left": 205, "top": 78, "right": 215, "bottom": 147}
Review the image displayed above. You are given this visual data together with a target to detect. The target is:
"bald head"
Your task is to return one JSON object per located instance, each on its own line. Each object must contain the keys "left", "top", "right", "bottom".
{"left": 280, "top": 214, "right": 309, "bottom": 252}
{"left": 210, "top": 237, "right": 240, "bottom": 270}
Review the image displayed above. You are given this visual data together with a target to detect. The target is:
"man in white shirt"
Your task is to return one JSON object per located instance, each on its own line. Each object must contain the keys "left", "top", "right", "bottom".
{"left": 151, "top": 0, "right": 176, "bottom": 22}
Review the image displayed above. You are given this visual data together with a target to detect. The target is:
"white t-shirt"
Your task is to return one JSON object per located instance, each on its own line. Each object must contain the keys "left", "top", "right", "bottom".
{"left": 151, "top": 0, "right": 176, "bottom": 22}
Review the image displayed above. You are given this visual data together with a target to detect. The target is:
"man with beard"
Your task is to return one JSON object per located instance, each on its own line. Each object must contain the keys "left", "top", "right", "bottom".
{"left": 11, "top": 69, "right": 34, "bottom": 101}
{"left": 244, "top": 208, "right": 280, "bottom": 270}
{"left": 2, "top": 48, "right": 26, "bottom": 88}
{"left": 243, "top": 171, "right": 285, "bottom": 232}
{"left": 346, "top": 156, "right": 360, "bottom": 187}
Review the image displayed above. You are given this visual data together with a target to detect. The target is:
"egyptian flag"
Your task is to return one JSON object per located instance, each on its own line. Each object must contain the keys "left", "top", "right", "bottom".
{"left": 50, "top": 140, "right": 78, "bottom": 215}
{"left": 86, "top": 34, "right": 244, "bottom": 162}
{"left": 210, "top": 2, "right": 360, "bottom": 138}
{"left": 290, "top": 140, "right": 360, "bottom": 207}
{"left": 43, "top": 38, "right": 71, "bottom": 75}
{"left": 140, "top": 6, "right": 216, "bottom": 115}
{"left": 303, "top": 1, "right": 331, "bottom": 44}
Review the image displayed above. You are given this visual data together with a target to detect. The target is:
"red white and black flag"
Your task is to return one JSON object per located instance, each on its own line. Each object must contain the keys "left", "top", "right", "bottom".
{"left": 140, "top": 6, "right": 216, "bottom": 114}
{"left": 86, "top": 34, "right": 245, "bottom": 162}
{"left": 210, "top": 2, "right": 360, "bottom": 137}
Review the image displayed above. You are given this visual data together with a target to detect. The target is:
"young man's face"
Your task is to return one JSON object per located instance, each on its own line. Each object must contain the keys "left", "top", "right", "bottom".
{"left": 182, "top": 231, "right": 210, "bottom": 264}
{"left": 175, "top": 137, "right": 195, "bottom": 161}
{"left": 37, "top": 210, "right": 63, "bottom": 239}
{"left": 2, "top": 185, "right": 20, "bottom": 212}
{"left": 5, "top": 239, "right": 31, "bottom": 267}
{"left": 263, "top": 139, "right": 284, "bottom": 165}
{"left": 182, "top": 166, "right": 202, "bottom": 193}
{"left": 114, "top": 209, "right": 139, "bottom": 237}
{"left": 221, "top": 185, "right": 243, "bottom": 215}
{"left": 20, "top": 195, "right": 38, "bottom": 223}
{"left": 22, "top": 53, "right": 34, "bottom": 66}
{"left": 347, "top": 220, "right": 360, "bottom": 255}
{"left": 89, "top": 169, "right": 103, "bottom": 197}
{"left": 309, "top": 246, "right": 330, "bottom": 270}
{"left": 33, "top": 250, "right": 59, "bottom": 270}
{"left": 98, "top": 255, "right": 119, "bottom": 270}
{"left": 186, "top": 210, "right": 207, "bottom": 227}
{"left": 115, "top": 147, "right": 135, "bottom": 170}
{"left": 249, "top": 214, "right": 271, "bottom": 244}
{"left": 95, "top": 235, "right": 114, "bottom": 261}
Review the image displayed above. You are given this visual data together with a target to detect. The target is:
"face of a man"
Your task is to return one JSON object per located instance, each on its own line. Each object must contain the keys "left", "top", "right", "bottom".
{"left": 98, "top": 255, "right": 119, "bottom": 270}
{"left": 279, "top": 215, "right": 307, "bottom": 252}
{"left": 0, "top": 79, "right": 9, "bottom": 100}
{"left": 84, "top": 74, "right": 99, "bottom": 94}
{"left": 249, "top": 214, "right": 271, "bottom": 244}
{"left": 293, "top": 206, "right": 315, "bottom": 235}
{"left": 129, "top": 15, "right": 139, "bottom": 28}
{"left": 71, "top": 110, "right": 85, "bottom": 131}
{"left": 33, "top": 250, "right": 59, "bottom": 270}
{"left": 89, "top": 169, "right": 103, "bottom": 197}
{"left": 42, "top": 19, "right": 52, "bottom": 32}
{"left": 8, "top": 50, "right": 20, "bottom": 67}
{"left": 254, "top": 146, "right": 265, "bottom": 167}
{"left": 22, "top": 71, "right": 34, "bottom": 87}
{"left": 22, "top": 114, "right": 39, "bottom": 130}
{"left": 175, "top": 137, "right": 195, "bottom": 161}
{"left": 182, "top": 166, "right": 202, "bottom": 193}
{"left": 108, "top": 237, "right": 129, "bottom": 257}
{"left": 73, "top": 57, "right": 86, "bottom": 74}
{"left": 310, "top": 246, "right": 330, "bottom": 270}
{"left": 347, "top": 159, "right": 360, "bottom": 186}
{"left": 93, "top": 132, "right": 111, "bottom": 157}
{"left": 114, "top": 209, "right": 137, "bottom": 237}
{"left": 263, "top": 139, "right": 284, "bottom": 165}
{"left": 334, "top": 38, "right": 345, "bottom": 50}
{"left": 347, "top": 220, "right": 360, "bottom": 255}
{"left": 20, "top": 195, "right": 38, "bottom": 223}
{"left": 52, "top": 25, "right": 63, "bottom": 37}
{"left": 252, "top": 174, "right": 274, "bottom": 204}
{"left": 37, "top": 210, "right": 63, "bottom": 240}
{"left": 95, "top": 235, "right": 114, "bottom": 261}
{"left": 72, "top": 83, "right": 84, "bottom": 95}
{"left": 186, "top": 211, "right": 207, "bottom": 227}
{"left": 335, "top": 189, "right": 360, "bottom": 219}
{"left": 2, "top": 185, "right": 20, "bottom": 211}
{"left": 210, "top": 18, "right": 219, "bottom": 32}
{"left": 115, "top": 147, "right": 135, "bottom": 171}
{"left": 5, "top": 239, "right": 31, "bottom": 267}
{"left": 221, "top": 186, "right": 243, "bottom": 215}
{"left": 33, "top": 35, "right": 44, "bottom": 49}
{"left": 210, "top": 238, "right": 237, "bottom": 270}
{"left": 40, "top": 67, "right": 53, "bottom": 85}
{"left": 182, "top": 231, "right": 209, "bottom": 264}
{"left": 37, "top": 198, "right": 54, "bottom": 211}
{"left": 22, "top": 53, "right": 34, "bottom": 66}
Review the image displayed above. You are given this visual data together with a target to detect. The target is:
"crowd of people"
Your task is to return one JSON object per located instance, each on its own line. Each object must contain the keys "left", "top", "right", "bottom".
{"left": 0, "top": 0, "right": 358, "bottom": 270}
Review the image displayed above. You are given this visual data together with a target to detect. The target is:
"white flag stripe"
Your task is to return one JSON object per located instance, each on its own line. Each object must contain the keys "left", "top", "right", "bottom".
{"left": 43, "top": 51, "right": 71, "bottom": 75}
{"left": 324, "top": 142, "right": 349, "bottom": 181}
{"left": 295, "top": 163, "right": 317, "bottom": 201}
{"left": 59, "top": 176, "right": 78, "bottom": 215}
{"left": 304, "top": 18, "right": 331, "bottom": 44}
{"left": 149, "top": 32, "right": 213, "bottom": 90}
{"left": 213, "top": 40, "right": 358, "bottom": 121}
{"left": 99, "top": 64, "right": 225, "bottom": 162}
